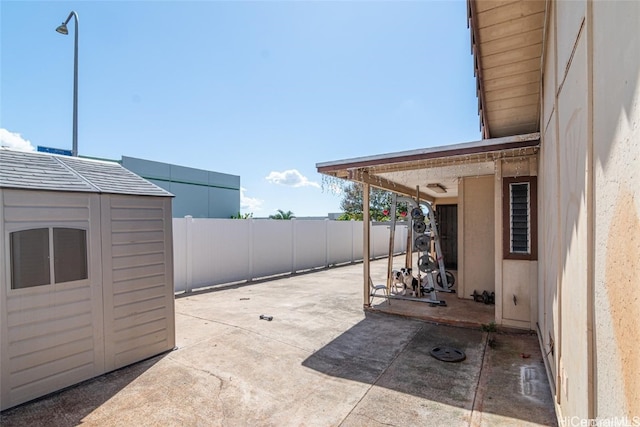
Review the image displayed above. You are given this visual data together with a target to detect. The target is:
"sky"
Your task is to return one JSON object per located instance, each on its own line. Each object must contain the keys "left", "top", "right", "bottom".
{"left": 1, "top": 0, "right": 481, "bottom": 217}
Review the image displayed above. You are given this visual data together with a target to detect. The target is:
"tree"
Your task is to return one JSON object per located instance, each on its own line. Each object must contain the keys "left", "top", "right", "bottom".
{"left": 338, "top": 183, "right": 407, "bottom": 221}
{"left": 269, "top": 209, "right": 295, "bottom": 220}
{"left": 230, "top": 212, "right": 253, "bottom": 219}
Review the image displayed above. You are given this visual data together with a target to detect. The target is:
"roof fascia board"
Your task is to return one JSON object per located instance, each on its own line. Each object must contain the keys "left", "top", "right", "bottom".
{"left": 468, "top": 0, "right": 490, "bottom": 138}
{"left": 317, "top": 132, "right": 540, "bottom": 173}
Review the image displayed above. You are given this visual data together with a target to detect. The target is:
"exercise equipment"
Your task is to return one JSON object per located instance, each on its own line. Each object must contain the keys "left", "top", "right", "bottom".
{"left": 471, "top": 290, "right": 483, "bottom": 302}
{"left": 417, "top": 254, "right": 436, "bottom": 272}
{"left": 413, "top": 220, "right": 427, "bottom": 234}
{"left": 410, "top": 207, "right": 425, "bottom": 220}
{"left": 414, "top": 234, "right": 431, "bottom": 252}
{"left": 403, "top": 198, "right": 455, "bottom": 296}
{"left": 470, "top": 290, "right": 495, "bottom": 304}
{"left": 436, "top": 270, "right": 456, "bottom": 289}
{"left": 430, "top": 346, "right": 466, "bottom": 362}
{"left": 383, "top": 189, "right": 454, "bottom": 307}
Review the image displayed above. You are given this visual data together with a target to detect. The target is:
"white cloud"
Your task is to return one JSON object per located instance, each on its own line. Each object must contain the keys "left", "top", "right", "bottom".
{"left": 265, "top": 169, "right": 320, "bottom": 188}
{"left": 240, "top": 187, "right": 263, "bottom": 212}
{"left": 0, "top": 129, "right": 36, "bottom": 152}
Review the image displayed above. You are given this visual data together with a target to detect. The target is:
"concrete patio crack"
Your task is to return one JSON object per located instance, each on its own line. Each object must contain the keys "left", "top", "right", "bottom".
{"left": 468, "top": 331, "right": 490, "bottom": 427}
{"left": 167, "top": 356, "right": 229, "bottom": 424}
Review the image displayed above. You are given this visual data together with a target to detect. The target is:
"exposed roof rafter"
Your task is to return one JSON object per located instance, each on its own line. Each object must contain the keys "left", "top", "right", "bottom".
{"left": 348, "top": 170, "right": 435, "bottom": 203}
{"left": 467, "top": 0, "right": 546, "bottom": 138}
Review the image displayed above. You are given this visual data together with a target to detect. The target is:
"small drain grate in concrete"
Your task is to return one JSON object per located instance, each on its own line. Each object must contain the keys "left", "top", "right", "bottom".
{"left": 430, "top": 346, "right": 466, "bottom": 362}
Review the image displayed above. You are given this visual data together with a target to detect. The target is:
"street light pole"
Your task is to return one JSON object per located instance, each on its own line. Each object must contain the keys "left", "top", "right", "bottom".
{"left": 56, "top": 11, "right": 79, "bottom": 157}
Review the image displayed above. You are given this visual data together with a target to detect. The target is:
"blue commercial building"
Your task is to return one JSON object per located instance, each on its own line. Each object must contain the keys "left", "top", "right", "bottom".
{"left": 120, "top": 156, "right": 240, "bottom": 219}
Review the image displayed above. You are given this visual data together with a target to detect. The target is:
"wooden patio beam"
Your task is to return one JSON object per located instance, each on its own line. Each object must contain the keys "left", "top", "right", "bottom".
{"left": 352, "top": 170, "right": 435, "bottom": 204}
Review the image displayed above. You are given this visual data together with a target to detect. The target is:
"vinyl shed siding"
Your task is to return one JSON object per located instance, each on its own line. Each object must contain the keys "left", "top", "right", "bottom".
{"left": 0, "top": 190, "right": 105, "bottom": 409}
{"left": 101, "top": 195, "right": 175, "bottom": 371}
{"left": 0, "top": 150, "right": 175, "bottom": 411}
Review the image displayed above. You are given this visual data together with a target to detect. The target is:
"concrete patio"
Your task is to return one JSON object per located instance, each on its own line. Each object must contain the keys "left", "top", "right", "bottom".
{"left": 0, "top": 258, "right": 557, "bottom": 426}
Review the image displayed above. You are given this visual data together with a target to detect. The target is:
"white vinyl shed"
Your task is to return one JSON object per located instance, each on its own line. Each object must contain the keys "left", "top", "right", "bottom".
{"left": 0, "top": 149, "right": 175, "bottom": 410}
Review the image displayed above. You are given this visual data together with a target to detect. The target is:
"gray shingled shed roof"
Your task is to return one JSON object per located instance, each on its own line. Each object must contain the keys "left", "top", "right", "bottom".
{"left": 0, "top": 149, "right": 173, "bottom": 197}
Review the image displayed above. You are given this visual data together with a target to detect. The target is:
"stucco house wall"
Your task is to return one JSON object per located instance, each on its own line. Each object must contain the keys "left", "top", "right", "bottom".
{"left": 458, "top": 175, "right": 495, "bottom": 300}
{"left": 497, "top": 157, "right": 538, "bottom": 330}
{"left": 591, "top": 0, "right": 640, "bottom": 419}
{"left": 539, "top": 0, "right": 640, "bottom": 420}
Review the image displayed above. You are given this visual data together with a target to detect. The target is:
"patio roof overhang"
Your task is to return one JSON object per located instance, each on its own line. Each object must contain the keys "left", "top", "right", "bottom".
{"left": 316, "top": 132, "right": 540, "bottom": 201}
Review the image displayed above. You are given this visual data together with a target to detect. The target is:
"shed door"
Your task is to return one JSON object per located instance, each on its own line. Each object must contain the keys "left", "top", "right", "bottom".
{"left": 436, "top": 205, "right": 458, "bottom": 269}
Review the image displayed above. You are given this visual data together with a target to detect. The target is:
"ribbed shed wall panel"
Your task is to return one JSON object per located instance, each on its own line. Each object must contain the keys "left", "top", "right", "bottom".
{"left": 1, "top": 190, "right": 174, "bottom": 411}
{"left": 101, "top": 195, "right": 175, "bottom": 372}
{"left": 0, "top": 190, "right": 105, "bottom": 410}
{"left": 1, "top": 151, "right": 174, "bottom": 411}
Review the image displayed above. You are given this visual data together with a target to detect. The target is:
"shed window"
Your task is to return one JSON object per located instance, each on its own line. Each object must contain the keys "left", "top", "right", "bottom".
{"left": 10, "top": 228, "right": 51, "bottom": 289}
{"left": 502, "top": 177, "right": 537, "bottom": 260}
{"left": 54, "top": 228, "right": 88, "bottom": 283}
{"left": 10, "top": 227, "right": 88, "bottom": 289}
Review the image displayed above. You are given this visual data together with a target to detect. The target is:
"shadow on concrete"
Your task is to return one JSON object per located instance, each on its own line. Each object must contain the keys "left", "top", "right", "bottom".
{"left": 0, "top": 353, "right": 169, "bottom": 427}
{"left": 302, "top": 311, "right": 557, "bottom": 426}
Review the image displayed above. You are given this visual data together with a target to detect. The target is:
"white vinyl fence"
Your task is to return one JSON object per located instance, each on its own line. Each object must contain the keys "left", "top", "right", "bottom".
{"left": 173, "top": 217, "right": 409, "bottom": 293}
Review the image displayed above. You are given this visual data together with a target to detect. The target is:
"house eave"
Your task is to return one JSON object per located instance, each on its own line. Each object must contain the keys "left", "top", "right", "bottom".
{"left": 316, "top": 132, "right": 540, "bottom": 177}
{"left": 467, "top": 0, "right": 546, "bottom": 138}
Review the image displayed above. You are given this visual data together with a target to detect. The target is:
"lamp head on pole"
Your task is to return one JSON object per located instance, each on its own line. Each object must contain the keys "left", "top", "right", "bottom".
{"left": 55, "top": 23, "right": 68, "bottom": 35}
{"left": 55, "top": 10, "right": 79, "bottom": 156}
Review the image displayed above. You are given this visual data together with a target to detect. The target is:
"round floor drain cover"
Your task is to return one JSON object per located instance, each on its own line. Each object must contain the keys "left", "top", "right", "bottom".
{"left": 430, "top": 346, "right": 466, "bottom": 362}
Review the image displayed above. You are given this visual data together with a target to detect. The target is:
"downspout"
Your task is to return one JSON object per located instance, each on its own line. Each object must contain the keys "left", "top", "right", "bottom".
{"left": 552, "top": 0, "right": 563, "bottom": 406}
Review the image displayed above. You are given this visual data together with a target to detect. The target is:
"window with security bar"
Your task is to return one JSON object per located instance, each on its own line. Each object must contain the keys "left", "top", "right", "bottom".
{"left": 503, "top": 177, "right": 537, "bottom": 260}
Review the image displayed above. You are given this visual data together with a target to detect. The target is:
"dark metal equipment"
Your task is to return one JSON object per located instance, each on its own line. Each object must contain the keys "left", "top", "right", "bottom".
{"left": 430, "top": 346, "right": 466, "bottom": 362}
{"left": 435, "top": 270, "right": 456, "bottom": 289}
{"left": 410, "top": 207, "right": 425, "bottom": 220}
{"left": 470, "top": 290, "right": 495, "bottom": 304}
{"left": 414, "top": 234, "right": 431, "bottom": 252}
{"left": 413, "top": 220, "right": 427, "bottom": 234}
{"left": 417, "top": 254, "right": 436, "bottom": 273}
